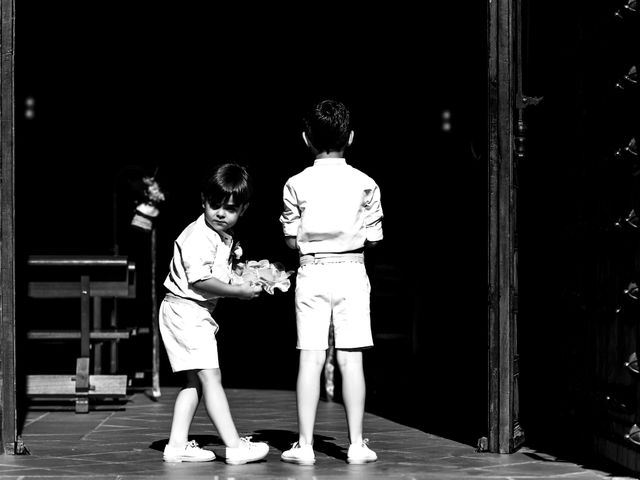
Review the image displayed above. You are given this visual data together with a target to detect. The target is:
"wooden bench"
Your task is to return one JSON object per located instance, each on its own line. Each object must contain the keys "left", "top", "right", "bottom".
{"left": 26, "top": 255, "right": 136, "bottom": 413}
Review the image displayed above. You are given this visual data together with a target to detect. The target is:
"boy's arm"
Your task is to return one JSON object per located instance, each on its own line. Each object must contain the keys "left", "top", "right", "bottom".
{"left": 280, "top": 182, "right": 301, "bottom": 249}
{"left": 364, "top": 184, "right": 384, "bottom": 244}
{"left": 193, "top": 277, "right": 261, "bottom": 300}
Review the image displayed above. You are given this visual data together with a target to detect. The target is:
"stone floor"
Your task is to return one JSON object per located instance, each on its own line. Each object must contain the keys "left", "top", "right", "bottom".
{"left": 0, "top": 387, "right": 637, "bottom": 479}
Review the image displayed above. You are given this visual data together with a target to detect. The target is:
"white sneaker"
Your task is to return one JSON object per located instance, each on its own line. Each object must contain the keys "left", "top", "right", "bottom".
{"left": 163, "top": 440, "right": 216, "bottom": 462}
{"left": 280, "top": 441, "right": 316, "bottom": 465}
{"left": 225, "top": 436, "right": 269, "bottom": 465}
{"left": 347, "top": 439, "right": 377, "bottom": 464}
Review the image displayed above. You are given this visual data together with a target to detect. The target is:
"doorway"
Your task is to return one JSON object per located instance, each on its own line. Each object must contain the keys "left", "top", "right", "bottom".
{"left": 12, "top": 3, "right": 488, "bottom": 447}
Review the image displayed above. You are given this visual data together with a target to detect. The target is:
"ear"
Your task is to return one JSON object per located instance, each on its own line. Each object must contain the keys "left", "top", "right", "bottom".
{"left": 302, "top": 131, "right": 311, "bottom": 148}
{"left": 347, "top": 130, "right": 355, "bottom": 146}
{"left": 201, "top": 194, "right": 206, "bottom": 209}
{"left": 239, "top": 203, "right": 249, "bottom": 216}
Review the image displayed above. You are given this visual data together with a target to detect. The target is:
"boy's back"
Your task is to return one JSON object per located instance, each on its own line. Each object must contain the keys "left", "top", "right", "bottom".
{"left": 282, "top": 158, "right": 382, "bottom": 255}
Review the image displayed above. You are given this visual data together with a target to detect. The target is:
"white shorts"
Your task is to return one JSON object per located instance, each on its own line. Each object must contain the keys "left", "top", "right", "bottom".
{"left": 159, "top": 295, "right": 220, "bottom": 372}
{"left": 295, "top": 254, "right": 373, "bottom": 350}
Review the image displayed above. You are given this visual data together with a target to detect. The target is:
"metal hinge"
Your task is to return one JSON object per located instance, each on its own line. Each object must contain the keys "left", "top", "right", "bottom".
{"left": 516, "top": 94, "right": 543, "bottom": 109}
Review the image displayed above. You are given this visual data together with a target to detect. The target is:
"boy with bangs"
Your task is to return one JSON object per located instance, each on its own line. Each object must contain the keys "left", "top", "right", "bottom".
{"left": 160, "top": 163, "right": 269, "bottom": 465}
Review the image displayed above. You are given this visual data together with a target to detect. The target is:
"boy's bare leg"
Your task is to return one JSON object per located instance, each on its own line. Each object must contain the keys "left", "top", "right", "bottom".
{"left": 296, "top": 349, "right": 327, "bottom": 446}
{"left": 197, "top": 368, "right": 241, "bottom": 448}
{"left": 336, "top": 350, "right": 365, "bottom": 444}
{"left": 167, "top": 371, "right": 202, "bottom": 447}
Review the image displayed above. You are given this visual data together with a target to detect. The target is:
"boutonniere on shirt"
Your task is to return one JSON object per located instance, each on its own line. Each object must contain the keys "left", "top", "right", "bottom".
{"left": 230, "top": 240, "right": 243, "bottom": 269}
{"left": 232, "top": 241, "right": 243, "bottom": 260}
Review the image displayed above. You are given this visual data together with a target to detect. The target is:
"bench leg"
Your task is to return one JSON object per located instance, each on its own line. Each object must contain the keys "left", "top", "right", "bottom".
{"left": 93, "top": 297, "right": 102, "bottom": 374}
{"left": 75, "top": 357, "right": 90, "bottom": 413}
{"left": 76, "top": 275, "right": 92, "bottom": 413}
{"left": 110, "top": 301, "right": 119, "bottom": 374}
{"left": 79, "top": 275, "right": 92, "bottom": 358}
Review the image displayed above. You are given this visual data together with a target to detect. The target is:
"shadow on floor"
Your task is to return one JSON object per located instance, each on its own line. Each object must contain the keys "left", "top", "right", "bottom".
{"left": 252, "top": 429, "right": 347, "bottom": 461}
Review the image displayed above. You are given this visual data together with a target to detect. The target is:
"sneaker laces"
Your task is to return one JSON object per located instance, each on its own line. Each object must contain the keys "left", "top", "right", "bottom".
{"left": 238, "top": 436, "right": 261, "bottom": 448}
{"left": 358, "top": 438, "right": 371, "bottom": 448}
{"left": 185, "top": 440, "right": 201, "bottom": 449}
{"left": 289, "top": 441, "right": 312, "bottom": 449}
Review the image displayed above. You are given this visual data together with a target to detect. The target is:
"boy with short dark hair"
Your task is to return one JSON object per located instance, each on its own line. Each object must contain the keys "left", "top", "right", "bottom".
{"left": 160, "top": 163, "right": 269, "bottom": 465}
{"left": 280, "top": 99, "right": 383, "bottom": 465}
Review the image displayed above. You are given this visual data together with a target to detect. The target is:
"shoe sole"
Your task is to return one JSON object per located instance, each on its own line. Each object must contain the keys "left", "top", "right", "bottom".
{"left": 347, "top": 457, "right": 377, "bottom": 464}
{"left": 163, "top": 455, "right": 216, "bottom": 463}
{"left": 225, "top": 455, "right": 268, "bottom": 465}
{"left": 281, "top": 457, "right": 316, "bottom": 465}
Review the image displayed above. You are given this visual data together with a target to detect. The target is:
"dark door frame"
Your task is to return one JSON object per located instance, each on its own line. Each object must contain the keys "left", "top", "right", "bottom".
{"left": 0, "top": 0, "right": 17, "bottom": 455}
{"left": 487, "top": 0, "right": 526, "bottom": 453}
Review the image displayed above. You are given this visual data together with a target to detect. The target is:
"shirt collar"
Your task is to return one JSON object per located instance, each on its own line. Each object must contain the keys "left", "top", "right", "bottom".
{"left": 313, "top": 157, "right": 347, "bottom": 166}
{"left": 198, "top": 214, "right": 233, "bottom": 243}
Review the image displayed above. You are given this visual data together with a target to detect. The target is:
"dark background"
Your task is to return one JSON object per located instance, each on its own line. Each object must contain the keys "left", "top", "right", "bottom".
{"left": 16, "top": 1, "right": 490, "bottom": 449}
{"left": 516, "top": 0, "right": 638, "bottom": 457}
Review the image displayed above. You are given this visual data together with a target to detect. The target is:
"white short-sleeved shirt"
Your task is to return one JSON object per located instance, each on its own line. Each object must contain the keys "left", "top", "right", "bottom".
{"left": 163, "top": 214, "right": 234, "bottom": 309}
{"left": 279, "top": 158, "right": 383, "bottom": 254}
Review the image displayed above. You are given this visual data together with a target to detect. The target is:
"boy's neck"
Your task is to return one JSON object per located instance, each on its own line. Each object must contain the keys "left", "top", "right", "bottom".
{"left": 315, "top": 151, "right": 344, "bottom": 159}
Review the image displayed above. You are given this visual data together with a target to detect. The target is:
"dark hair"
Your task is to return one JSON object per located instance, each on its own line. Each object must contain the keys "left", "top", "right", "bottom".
{"left": 200, "top": 163, "right": 252, "bottom": 207}
{"left": 303, "top": 99, "right": 352, "bottom": 153}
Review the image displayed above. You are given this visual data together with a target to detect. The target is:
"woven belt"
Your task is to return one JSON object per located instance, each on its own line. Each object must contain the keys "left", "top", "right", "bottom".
{"left": 299, "top": 253, "right": 364, "bottom": 266}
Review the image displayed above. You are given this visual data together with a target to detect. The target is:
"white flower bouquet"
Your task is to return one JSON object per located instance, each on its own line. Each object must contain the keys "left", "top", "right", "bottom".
{"left": 231, "top": 259, "right": 295, "bottom": 294}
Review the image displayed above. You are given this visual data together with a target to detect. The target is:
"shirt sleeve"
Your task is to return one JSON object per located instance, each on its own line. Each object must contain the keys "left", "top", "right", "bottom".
{"left": 180, "top": 233, "right": 218, "bottom": 284}
{"left": 280, "top": 181, "right": 301, "bottom": 238}
{"left": 364, "top": 183, "right": 384, "bottom": 242}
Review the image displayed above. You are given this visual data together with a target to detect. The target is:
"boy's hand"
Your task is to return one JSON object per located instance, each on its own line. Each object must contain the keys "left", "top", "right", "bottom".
{"left": 236, "top": 282, "right": 263, "bottom": 300}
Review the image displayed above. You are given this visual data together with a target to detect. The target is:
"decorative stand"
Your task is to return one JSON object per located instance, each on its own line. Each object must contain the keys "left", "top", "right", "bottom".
{"left": 149, "top": 227, "right": 161, "bottom": 399}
